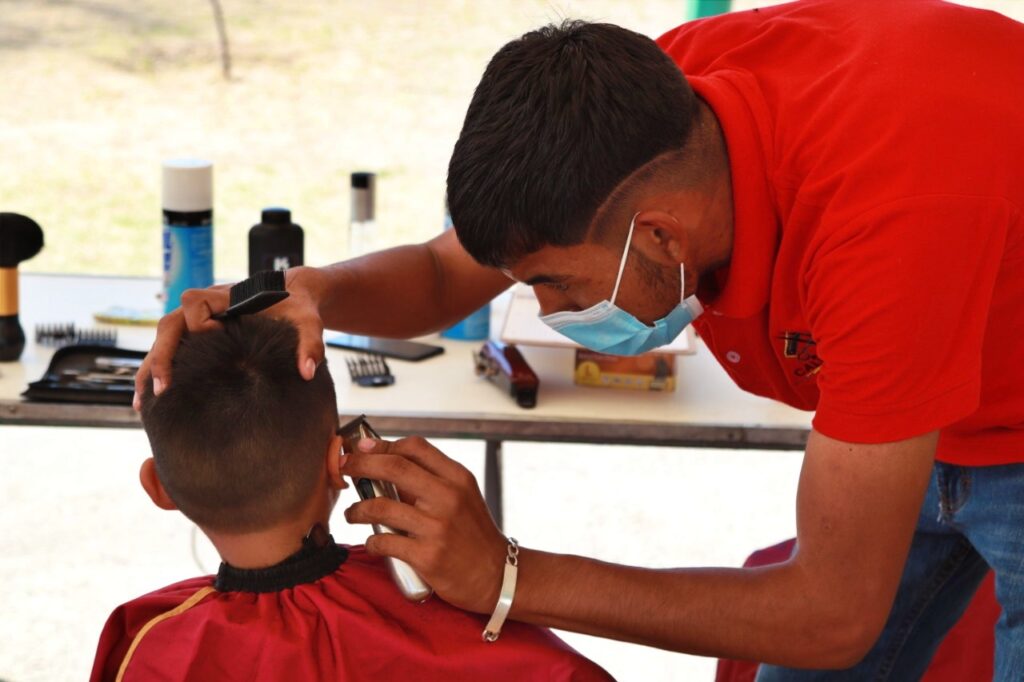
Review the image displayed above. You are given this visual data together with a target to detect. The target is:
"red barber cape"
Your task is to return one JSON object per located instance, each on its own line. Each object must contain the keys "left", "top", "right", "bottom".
{"left": 91, "top": 543, "right": 613, "bottom": 682}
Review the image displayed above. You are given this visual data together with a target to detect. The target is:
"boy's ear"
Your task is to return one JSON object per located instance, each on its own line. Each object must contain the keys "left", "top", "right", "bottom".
{"left": 139, "top": 458, "right": 178, "bottom": 511}
{"left": 325, "top": 433, "right": 348, "bottom": 491}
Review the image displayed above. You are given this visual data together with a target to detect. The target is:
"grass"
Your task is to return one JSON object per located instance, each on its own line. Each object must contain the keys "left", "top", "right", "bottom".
{"left": 0, "top": 0, "right": 684, "bottom": 279}
{"left": 4, "top": 0, "right": 1017, "bottom": 280}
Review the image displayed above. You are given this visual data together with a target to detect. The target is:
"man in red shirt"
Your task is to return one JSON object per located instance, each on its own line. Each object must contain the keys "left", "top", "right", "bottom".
{"left": 139, "top": 1, "right": 1024, "bottom": 678}
{"left": 94, "top": 316, "right": 612, "bottom": 681}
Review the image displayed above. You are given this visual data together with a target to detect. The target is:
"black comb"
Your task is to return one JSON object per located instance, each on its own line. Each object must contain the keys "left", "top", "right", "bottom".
{"left": 36, "top": 323, "right": 117, "bottom": 348}
{"left": 346, "top": 353, "right": 395, "bottom": 387}
{"left": 211, "top": 270, "right": 290, "bottom": 320}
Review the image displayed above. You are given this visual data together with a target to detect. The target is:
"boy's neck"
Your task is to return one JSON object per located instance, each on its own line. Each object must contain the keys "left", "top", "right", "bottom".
{"left": 206, "top": 509, "right": 333, "bottom": 570}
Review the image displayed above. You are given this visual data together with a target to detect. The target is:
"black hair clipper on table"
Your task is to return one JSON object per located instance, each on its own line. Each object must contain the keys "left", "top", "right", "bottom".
{"left": 337, "top": 415, "right": 433, "bottom": 603}
{"left": 474, "top": 340, "right": 539, "bottom": 408}
{"left": 211, "top": 270, "right": 290, "bottom": 320}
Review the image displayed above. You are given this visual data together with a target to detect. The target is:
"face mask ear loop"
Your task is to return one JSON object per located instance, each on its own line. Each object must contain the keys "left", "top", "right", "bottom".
{"left": 679, "top": 261, "right": 686, "bottom": 304}
{"left": 610, "top": 212, "right": 639, "bottom": 305}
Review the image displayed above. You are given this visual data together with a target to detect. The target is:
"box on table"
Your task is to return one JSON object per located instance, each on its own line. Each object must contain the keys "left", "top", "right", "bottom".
{"left": 573, "top": 349, "right": 676, "bottom": 392}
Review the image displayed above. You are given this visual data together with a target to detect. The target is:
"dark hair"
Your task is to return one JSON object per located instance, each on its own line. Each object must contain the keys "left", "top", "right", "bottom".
{"left": 140, "top": 317, "right": 338, "bottom": 533}
{"left": 447, "top": 20, "right": 699, "bottom": 268}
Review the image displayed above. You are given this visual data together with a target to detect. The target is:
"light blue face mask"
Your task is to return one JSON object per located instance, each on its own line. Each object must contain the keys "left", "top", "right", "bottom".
{"left": 539, "top": 213, "right": 703, "bottom": 356}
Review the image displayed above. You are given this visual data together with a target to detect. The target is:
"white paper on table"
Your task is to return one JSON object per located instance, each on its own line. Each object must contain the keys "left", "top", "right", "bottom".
{"left": 500, "top": 285, "right": 697, "bottom": 355}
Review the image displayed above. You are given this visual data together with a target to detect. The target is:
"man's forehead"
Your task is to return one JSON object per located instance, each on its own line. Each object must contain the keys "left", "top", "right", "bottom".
{"left": 500, "top": 239, "right": 615, "bottom": 282}
{"left": 499, "top": 246, "right": 575, "bottom": 284}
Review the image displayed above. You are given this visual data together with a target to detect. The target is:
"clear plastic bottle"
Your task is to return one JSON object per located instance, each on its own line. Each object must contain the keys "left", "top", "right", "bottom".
{"left": 349, "top": 172, "right": 376, "bottom": 258}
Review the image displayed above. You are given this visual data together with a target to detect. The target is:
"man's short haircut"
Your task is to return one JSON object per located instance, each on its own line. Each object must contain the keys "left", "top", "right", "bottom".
{"left": 140, "top": 316, "right": 338, "bottom": 533}
{"left": 447, "top": 20, "right": 699, "bottom": 268}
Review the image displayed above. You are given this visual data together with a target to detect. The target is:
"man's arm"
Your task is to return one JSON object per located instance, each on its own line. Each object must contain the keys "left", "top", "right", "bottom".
{"left": 343, "top": 429, "right": 936, "bottom": 668}
{"left": 136, "top": 229, "right": 510, "bottom": 397}
{"left": 297, "top": 229, "right": 511, "bottom": 338}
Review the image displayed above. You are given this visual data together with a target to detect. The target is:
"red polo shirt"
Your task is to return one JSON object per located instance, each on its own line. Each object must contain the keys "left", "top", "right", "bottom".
{"left": 658, "top": 0, "right": 1024, "bottom": 465}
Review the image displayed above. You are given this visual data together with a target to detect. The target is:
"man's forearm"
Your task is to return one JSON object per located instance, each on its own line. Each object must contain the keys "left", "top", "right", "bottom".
{"left": 511, "top": 548, "right": 872, "bottom": 669}
{"left": 292, "top": 233, "right": 510, "bottom": 338}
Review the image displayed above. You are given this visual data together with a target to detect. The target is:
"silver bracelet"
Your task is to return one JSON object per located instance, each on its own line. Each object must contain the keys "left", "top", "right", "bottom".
{"left": 482, "top": 537, "right": 519, "bottom": 642}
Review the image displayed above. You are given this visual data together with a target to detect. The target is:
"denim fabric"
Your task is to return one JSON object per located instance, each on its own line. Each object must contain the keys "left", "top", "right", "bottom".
{"left": 757, "top": 461, "right": 1024, "bottom": 681}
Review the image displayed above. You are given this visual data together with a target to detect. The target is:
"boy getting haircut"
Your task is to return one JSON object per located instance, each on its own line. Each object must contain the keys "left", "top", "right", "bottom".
{"left": 91, "top": 316, "right": 611, "bottom": 682}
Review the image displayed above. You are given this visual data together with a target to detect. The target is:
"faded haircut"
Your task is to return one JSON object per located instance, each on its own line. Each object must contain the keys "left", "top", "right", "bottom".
{"left": 140, "top": 316, "right": 338, "bottom": 533}
{"left": 447, "top": 20, "right": 699, "bottom": 268}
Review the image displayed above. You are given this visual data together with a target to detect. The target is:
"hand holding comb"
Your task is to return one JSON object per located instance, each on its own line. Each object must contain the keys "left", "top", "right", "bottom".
{"left": 211, "top": 270, "right": 289, "bottom": 320}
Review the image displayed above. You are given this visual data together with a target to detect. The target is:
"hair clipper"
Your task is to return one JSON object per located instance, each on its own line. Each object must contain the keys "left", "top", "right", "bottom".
{"left": 338, "top": 415, "right": 433, "bottom": 602}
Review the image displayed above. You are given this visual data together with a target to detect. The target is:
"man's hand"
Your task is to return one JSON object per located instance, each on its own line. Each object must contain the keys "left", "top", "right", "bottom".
{"left": 342, "top": 429, "right": 938, "bottom": 668}
{"left": 133, "top": 267, "right": 327, "bottom": 410}
{"left": 341, "top": 436, "right": 508, "bottom": 614}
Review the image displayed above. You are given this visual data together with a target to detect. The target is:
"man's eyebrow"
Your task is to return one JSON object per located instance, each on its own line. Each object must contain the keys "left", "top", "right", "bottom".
{"left": 523, "top": 274, "right": 569, "bottom": 286}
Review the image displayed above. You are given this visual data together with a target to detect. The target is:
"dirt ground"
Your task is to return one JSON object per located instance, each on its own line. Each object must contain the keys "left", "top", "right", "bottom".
{"left": 0, "top": 0, "right": 685, "bottom": 278}
{"left": 2, "top": 0, "right": 1017, "bottom": 279}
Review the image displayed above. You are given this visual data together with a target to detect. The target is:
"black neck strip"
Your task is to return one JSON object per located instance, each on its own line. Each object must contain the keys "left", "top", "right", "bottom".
{"left": 215, "top": 530, "right": 348, "bottom": 593}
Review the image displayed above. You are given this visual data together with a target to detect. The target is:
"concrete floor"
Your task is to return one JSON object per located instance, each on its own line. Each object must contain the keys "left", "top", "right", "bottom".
{"left": 0, "top": 425, "right": 802, "bottom": 681}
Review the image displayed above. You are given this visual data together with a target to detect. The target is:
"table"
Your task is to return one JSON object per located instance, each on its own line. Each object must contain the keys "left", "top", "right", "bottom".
{"left": 0, "top": 273, "right": 814, "bottom": 527}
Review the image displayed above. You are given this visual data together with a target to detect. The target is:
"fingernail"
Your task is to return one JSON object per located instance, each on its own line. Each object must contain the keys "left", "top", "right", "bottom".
{"left": 304, "top": 358, "right": 316, "bottom": 379}
{"left": 358, "top": 438, "right": 375, "bottom": 451}
{"left": 153, "top": 378, "right": 164, "bottom": 395}
{"left": 132, "top": 391, "right": 140, "bottom": 411}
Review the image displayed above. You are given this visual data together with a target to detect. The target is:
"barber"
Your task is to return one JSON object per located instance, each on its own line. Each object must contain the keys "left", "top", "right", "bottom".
{"left": 137, "top": 5, "right": 1024, "bottom": 678}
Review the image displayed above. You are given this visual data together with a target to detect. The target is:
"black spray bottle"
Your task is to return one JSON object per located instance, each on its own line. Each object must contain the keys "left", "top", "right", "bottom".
{"left": 248, "top": 207, "right": 304, "bottom": 276}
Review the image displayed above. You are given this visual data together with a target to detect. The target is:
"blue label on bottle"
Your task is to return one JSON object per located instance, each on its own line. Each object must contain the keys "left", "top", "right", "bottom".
{"left": 163, "top": 223, "right": 214, "bottom": 313}
{"left": 441, "top": 303, "right": 491, "bottom": 341}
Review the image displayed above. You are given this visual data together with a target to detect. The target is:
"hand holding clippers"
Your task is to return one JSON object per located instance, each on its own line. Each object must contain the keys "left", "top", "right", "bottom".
{"left": 338, "top": 415, "right": 433, "bottom": 602}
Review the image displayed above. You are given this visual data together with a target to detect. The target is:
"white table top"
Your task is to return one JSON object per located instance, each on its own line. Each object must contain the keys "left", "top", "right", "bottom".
{"left": 0, "top": 273, "right": 812, "bottom": 448}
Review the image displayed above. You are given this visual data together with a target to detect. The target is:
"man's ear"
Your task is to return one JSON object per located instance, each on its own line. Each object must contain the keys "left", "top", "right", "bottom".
{"left": 139, "top": 458, "right": 177, "bottom": 511}
{"left": 633, "top": 209, "right": 688, "bottom": 265}
{"left": 325, "top": 433, "right": 348, "bottom": 491}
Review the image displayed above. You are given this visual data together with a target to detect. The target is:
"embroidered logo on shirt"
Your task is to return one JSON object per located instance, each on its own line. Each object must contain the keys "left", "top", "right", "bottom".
{"left": 780, "top": 331, "right": 822, "bottom": 381}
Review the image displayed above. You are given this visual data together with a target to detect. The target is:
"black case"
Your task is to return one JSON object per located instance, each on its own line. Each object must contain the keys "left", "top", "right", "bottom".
{"left": 22, "top": 345, "right": 146, "bottom": 405}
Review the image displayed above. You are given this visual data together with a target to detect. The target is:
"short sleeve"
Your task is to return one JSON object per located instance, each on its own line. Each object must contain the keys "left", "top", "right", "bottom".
{"left": 805, "top": 195, "right": 1011, "bottom": 443}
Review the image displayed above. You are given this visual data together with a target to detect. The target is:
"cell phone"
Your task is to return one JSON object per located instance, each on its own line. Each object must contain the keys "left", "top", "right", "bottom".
{"left": 326, "top": 333, "right": 445, "bottom": 362}
{"left": 337, "top": 415, "right": 433, "bottom": 603}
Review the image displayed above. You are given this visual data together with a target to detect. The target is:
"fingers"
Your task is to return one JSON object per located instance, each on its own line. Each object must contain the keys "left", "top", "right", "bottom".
{"left": 343, "top": 453, "right": 450, "bottom": 509}
{"left": 363, "top": 532, "right": 418, "bottom": 565}
{"left": 180, "top": 286, "right": 230, "bottom": 332}
{"left": 134, "top": 308, "right": 186, "bottom": 409}
{"left": 280, "top": 269, "right": 326, "bottom": 381}
{"left": 134, "top": 286, "right": 231, "bottom": 411}
{"left": 294, "top": 311, "right": 325, "bottom": 381}
{"left": 354, "top": 436, "right": 472, "bottom": 484}
{"left": 343, "top": 434, "right": 507, "bottom": 613}
{"left": 345, "top": 496, "right": 437, "bottom": 538}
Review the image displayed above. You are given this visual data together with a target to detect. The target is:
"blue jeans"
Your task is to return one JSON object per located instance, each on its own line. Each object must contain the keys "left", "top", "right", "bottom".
{"left": 757, "top": 461, "right": 1024, "bottom": 682}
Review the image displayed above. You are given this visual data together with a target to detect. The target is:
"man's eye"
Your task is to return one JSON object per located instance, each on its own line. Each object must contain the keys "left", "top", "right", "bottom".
{"left": 544, "top": 282, "right": 569, "bottom": 292}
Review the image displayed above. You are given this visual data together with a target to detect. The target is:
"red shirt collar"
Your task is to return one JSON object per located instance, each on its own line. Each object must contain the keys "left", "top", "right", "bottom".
{"left": 688, "top": 74, "right": 779, "bottom": 320}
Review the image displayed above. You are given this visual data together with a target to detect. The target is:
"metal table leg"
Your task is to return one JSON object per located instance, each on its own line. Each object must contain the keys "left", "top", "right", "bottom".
{"left": 484, "top": 439, "right": 504, "bottom": 530}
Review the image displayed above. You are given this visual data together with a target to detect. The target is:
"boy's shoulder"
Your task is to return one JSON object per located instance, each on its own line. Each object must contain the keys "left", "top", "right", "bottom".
{"left": 91, "top": 545, "right": 614, "bottom": 682}
{"left": 89, "top": 575, "right": 216, "bottom": 682}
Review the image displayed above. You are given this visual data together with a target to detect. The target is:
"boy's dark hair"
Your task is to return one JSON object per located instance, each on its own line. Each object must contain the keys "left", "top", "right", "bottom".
{"left": 140, "top": 316, "right": 338, "bottom": 533}
{"left": 447, "top": 20, "right": 699, "bottom": 268}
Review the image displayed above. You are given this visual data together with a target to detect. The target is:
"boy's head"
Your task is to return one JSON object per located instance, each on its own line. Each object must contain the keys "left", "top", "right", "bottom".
{"left": 139, "top": 316, "right": 341, "bottom": 534}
